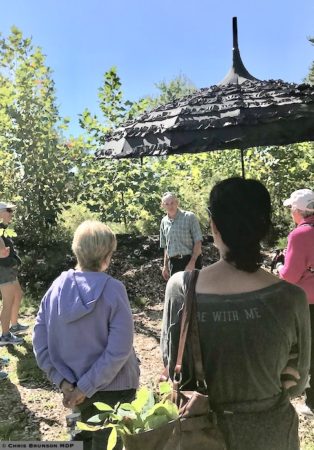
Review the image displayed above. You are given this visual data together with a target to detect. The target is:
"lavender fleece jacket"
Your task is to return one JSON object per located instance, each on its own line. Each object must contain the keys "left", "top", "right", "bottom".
{"left": 33, "top": 269, "right": 139, "bottom": 398}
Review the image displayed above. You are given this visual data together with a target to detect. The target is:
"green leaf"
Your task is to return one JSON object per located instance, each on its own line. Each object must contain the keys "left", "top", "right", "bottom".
{"left": 102, "top": 423, "right": 115, "bottom": 429}
{"left": 119, "top": 402, "right": 135, "bottom": 411}
{"left": 76, "top": 421, "right": 102, "bottom": 432}
{"left": 132, "top": 386, "right": 156, "bottom": 416}
{"left": 93, "top": 402, "right": 114, "bottom": 412}
{"left": 107, "top": 427, "right": 117, "bottom": 450}
{"left": 87, "top": 413, "right": 112, "bottom": 423}
{"left": 159, "top": 381, "right": 172, "bottom": 395}
{"left": 144, "top": 413, "right": 170, "bottom": 431}
{"left": 143, "top": 400, "right": 179, "bottom": 424}
{"left": 4, "top": 228, "right": 17, "bottom": 237}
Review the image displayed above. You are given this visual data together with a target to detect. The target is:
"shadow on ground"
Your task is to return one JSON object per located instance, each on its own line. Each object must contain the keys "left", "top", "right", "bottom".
{"left": 133, "top": 307, "right": 163, "bottom": 343}
{"left": 0, "top": 375, "right": 41, "bottom": 440}
{"left": 7, "top": 339, "right": 52, "bottom": 390}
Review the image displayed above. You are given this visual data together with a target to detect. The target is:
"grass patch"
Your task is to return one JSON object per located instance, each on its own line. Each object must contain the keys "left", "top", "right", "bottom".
{"left": 133, "top": 296, "right": 149, "bottom": 307}
{"left": 19, "top": 292, "right": 41, "bottom": 314}
{"left": 0, "top": 419, "right": 23, "bottom": 439}
{"left": 1, "top": 323, "right": 46, "bottom": 385}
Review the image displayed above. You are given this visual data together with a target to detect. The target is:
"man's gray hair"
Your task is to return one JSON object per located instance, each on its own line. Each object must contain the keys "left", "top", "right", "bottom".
{"left": 161, "top": 192, "right": 178, "bottom": 204}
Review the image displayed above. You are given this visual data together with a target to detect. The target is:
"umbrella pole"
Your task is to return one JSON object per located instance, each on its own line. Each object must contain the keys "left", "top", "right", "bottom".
{"left": 240, "top": 148, "right": 245, "bottom": 178}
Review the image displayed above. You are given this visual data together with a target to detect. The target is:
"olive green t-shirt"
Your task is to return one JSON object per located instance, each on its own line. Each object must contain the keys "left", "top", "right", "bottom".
{"left": 161, "top": 272, "right": 310, "bottom": 405}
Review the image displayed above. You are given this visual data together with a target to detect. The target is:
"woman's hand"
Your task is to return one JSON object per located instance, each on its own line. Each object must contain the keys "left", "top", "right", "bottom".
{"left": 60, "top": 380, "right": 75, "bottom": 407}
{"left": 63, "top": 387, "right": 86, "bottom": 408}
{"left": 162, "top": 266, "right": 170, "bottom": 281}
{"left": 60, "top": 379, "right": 75, "bottom": 393}
{"left": 159, "top": 366, "right": 169, "bottom": 382}
{"left": 281, "top": 365, "right": 300, "bottom": 390}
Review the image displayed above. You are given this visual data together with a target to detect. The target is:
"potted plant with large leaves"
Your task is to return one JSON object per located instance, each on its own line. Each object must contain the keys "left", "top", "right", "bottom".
{"left": 77, "top": 382, "right": 179, "bottom": 450}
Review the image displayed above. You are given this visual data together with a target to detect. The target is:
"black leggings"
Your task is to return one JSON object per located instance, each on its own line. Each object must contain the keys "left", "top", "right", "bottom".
{"left": 73, "top": 389, "right": 136, "bottom": 450}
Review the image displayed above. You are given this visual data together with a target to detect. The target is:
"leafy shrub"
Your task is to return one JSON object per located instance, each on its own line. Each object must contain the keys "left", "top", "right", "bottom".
{"left": 56, "top": 203, "right": 101, "bottom": 241}
{"left": 275, "top": 236, "right": 288, "bottom": 250}
{"left": 105, "top": 222, "right": 129, "bottom": 235}
{"left": 133, "top": 209, "right": 161, "bottom": 235}
{"left": 16, "top": 204, "right": 101, "bottom": 298}
{"left": 17, "top": 237, "right": 74, "bottom": 300}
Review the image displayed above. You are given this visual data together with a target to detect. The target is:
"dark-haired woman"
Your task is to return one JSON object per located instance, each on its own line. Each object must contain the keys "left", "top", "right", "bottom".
{"left": 161, "top": 177, "right": 310, "bottom": 450}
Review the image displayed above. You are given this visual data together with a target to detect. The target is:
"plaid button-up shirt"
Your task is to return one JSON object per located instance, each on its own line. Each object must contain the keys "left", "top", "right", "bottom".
{"left": 160, "top": 209, "right": 202, "bottom": 258}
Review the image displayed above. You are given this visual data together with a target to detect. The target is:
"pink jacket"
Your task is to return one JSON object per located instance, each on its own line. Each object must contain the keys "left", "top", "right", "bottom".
{"left": 279, "top": 215, "right": 314, "bottom": 303}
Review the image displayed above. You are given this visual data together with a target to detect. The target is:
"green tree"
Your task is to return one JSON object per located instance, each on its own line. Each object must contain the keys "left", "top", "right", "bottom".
{"left": 244, "top": 143, "right": 314, "bottom": 236}
{"left": 0, "top": 27, "right": 83, "bottom": 245}
{"left": 150, "top": 74, "right": 196, "bottom": 106}
{"left": 79, "top": 66, "right": 151, "bottom": 146}
{"left": 78, "top": 67, "right": 162, "bottom": 231}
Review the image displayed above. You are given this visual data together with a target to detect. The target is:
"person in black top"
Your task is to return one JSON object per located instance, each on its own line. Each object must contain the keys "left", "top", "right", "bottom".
{"left": 0, "top": 202, "right": 28, "bottom": 346}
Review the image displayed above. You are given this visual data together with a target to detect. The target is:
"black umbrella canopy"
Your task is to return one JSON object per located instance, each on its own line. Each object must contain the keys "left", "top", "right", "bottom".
{"left": 96, "top": 17, "right": 314, "bottom": 163}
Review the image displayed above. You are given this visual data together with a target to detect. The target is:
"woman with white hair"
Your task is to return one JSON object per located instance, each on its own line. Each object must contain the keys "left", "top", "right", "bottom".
{"left": 33, "top": 220, "right": 139, "bottom": 450}
{"left": 278, "top": 188, "right": 314, "bottom": 416}
{"left": 0, "top": 201, "right": 27, "bottom": 346}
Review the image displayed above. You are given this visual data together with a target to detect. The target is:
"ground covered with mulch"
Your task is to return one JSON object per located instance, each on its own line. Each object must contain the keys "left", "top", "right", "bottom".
{"left": 0, "top": 236, "right": 313, "bottom": 448}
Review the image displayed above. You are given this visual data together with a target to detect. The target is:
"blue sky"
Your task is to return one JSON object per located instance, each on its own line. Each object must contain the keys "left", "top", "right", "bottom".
{"left": 1, "top": 0, "right": 314, "bottom": 137}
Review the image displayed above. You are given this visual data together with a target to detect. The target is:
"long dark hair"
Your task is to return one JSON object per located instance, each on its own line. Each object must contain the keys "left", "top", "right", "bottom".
{"left": 209, "top": 177, "right": 272, "bottom": 273}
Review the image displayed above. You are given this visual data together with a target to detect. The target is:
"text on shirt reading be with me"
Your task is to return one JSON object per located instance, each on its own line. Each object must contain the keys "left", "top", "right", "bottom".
{"left": 197, "top": 307, "right": 262, "bottom": 323}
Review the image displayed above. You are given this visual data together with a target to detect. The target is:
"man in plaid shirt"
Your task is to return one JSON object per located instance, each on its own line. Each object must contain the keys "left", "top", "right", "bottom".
{"left": 160, "top": 192, "right": 202, "bottom": 280}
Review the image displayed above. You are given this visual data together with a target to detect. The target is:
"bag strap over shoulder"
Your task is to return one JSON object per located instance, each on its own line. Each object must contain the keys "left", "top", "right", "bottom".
{"left": 190, "top": 290, "right": 207, "bottom": 386}
{"left": 174, "top": 270, "right": 206, "bottom": 387}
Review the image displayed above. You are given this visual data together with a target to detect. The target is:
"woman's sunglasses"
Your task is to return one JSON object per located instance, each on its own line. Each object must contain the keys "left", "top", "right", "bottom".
{"left": 6, "top": 208, "right": 13, "bottom": 213}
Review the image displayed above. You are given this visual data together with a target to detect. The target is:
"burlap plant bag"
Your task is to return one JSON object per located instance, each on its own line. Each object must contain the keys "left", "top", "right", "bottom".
{"left": 122, "top": 420, "right": 175, "bottom": 450}
{"left": 122, "top": 390, "right": 226, "bottom": 450}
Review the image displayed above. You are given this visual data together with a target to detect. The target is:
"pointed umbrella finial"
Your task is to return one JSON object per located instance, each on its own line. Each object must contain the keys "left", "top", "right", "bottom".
{"left": 233, "top": 16, "right": 239, "bottom": 50}
{"left": 219, "top": 17, "right": 259, "bottom": 85}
